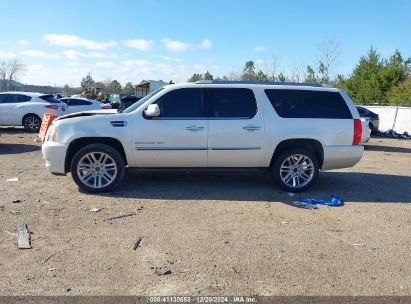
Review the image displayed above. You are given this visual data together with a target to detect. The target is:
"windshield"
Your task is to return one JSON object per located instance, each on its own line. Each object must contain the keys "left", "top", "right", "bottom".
{"left": 121, "top": 87, "right": 164, "bottom": 113}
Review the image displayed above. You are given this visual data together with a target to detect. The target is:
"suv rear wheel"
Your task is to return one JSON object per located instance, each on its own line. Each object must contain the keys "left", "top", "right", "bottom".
{"left": 271, "top": 149, "right": 319, "bottom": 192}
{"left": 70, "top": 143, "right": 125, "bottom": 193}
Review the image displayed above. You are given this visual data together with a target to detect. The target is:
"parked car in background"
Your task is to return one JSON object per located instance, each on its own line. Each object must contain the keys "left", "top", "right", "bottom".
{"left": 118, "top": 96, "right": 140, "bottom": 112}
{"left": 0, "top": 92, "right": 66, "bottom": 132}
{"left": 356, "top": 106, "right": 379, "bottom": 134}
{"left": 360, "top": 117, "right": 371, "bottom": 143}
{"left": 42, "top": 81, "right": 364, "bottom": 193}
{"left": 60, "top": 97, "right": 111, "bottom": 114}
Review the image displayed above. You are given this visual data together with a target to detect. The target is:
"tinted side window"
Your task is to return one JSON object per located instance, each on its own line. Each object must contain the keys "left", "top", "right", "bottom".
{"left": 7, "top": 94, "right": 31, "bottom": 103}
{"left": 205, "top": 88, "right": 257, "bottom": 118}
{"left": 71, "top": 99, "right": 92, "bottom": 106}
{"left": 0, "top": 94, "right": 8, "bottom": 103}
{"left": 154, "top": 88, "right": 203, "bottom": 118}
{"left": 60, "top": 98, "right": 70, "bottom": 105}
{"left": 265, "top": 89, "right": 352, "bottom": 119}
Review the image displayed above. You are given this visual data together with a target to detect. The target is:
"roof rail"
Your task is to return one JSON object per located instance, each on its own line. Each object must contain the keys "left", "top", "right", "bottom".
{"left": 194, "top": 80, "right": 328, "bottom": 87}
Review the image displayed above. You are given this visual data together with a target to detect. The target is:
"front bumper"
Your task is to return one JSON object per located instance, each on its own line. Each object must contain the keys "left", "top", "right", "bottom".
{"left": 322, "top": 145, "right": 364, "bottom": 170}
{"left": 42, "top": 141, "right": 68, "bottom": 174}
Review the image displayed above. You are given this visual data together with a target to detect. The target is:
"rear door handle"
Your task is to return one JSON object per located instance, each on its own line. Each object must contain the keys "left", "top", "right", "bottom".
{"left": 186, "top": 125, "right": 204, "bottom": 132}
{"left": 243, "top": 125, "right": 261, "bottom": 131}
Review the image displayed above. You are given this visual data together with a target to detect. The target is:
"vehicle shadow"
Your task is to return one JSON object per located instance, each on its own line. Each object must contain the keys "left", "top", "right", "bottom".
{"left": 0, "top": 143, "right": 40, "bottom": 155}
{"left": 0, "top": 127, "right": 28, "bottom": 134}
{"left": 98, "top": 170, "right": 411, "bottom": 204}
{"left": 364, "top": 144, "right": 411, "bottom": 154}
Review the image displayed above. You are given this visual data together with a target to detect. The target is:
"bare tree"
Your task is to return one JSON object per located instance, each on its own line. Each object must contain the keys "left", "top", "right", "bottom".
{"left": 317, "top": 36, "right": 341, "bottom": 83}
{"left": 290, "top": 64, "right": 305, "bottom": 83}
{"left": 266, "top": 54, "right": 280, "bottom": 81}
{"left": 0, "top": 59, "right": 26, "bottom": 91}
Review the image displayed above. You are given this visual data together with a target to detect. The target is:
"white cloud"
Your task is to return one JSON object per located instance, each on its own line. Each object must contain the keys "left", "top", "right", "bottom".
{"left": 20, "top": 49, "right": 61, "bottom": 58}
{"left": 161, "top": 38, "right": 190, "bottom": 52}
{"left": 62, "top": 49, "right": 109, "bottom": 60}
{"left": 254, "top": 46, "right": 266, "bottom": 52}
{"left": 43, "top": 34, "right": 116, "bottom": 50}
{"left": 123, "top": 39, "right": 154, "bottom": 51}
{"left": 198, "top": 39, "right": 212, "bottom": 49}
{"left": 64, "top": 61, "right": 80, "bottom": 66}
{"left": 154, "top": 55, "right": 181, "bottom": 62}
{"left": 0, "top": 50, "right": 15, "bottom": 59}
{"left": 18, "top": 39, "right": 29, "bottom": 45}
{"left": 256, "top": 59, "right": 265, "bottom": 65}
{"left": 95, "top": 61, "right": 116, "bottom": 68}
{"left": 88, "top": 52, "right": 108, "bottom": 58}
{"left": 194, "top": 64, "right": 207, "bottom": 73}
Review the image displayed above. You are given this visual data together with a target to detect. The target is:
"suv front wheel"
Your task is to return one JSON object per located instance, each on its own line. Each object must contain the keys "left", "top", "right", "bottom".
{"left": 271, "top": 149, "right": 319, "bottom": 192}
{"left": 71, "top": 143, "right": 125, "bottom": 193}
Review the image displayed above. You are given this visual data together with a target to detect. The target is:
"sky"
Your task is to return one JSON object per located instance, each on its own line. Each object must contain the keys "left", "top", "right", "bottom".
{"left": 1, "top": 0, "right": 410, "bottom": 87}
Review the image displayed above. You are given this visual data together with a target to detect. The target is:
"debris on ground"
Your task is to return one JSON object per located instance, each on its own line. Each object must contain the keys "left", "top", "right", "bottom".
{"left": 103, "top": 213, "right": 136, "bottom": 222}
{"left": 6, "top": 177, "right": 19, "bottom": 182}
{"left": 42, "top": 251, "right": 62, "bottom": 264}
{"left": 12, "top": 199, "right": 22, "bottom": 204}
{"left": 376, "top": 129, "right": 411, "bottom": 140}
{"left": 296, "top": 195, "right": 344, "bottom": 207}
{"left": 154, "top": 264, "right": 172, "bottom": 276}
{"left": 133, "top": 237, "right": 143, "bottom": 250}
{"left": 291, "top": 201, "right": 317, "bottom": 210}
{"left": 325, "top": 231, "right": 362, "bottom": 247}
{"left": 0, "top": 205, "right": 4, "bottom": 211}
{"left": 18, "top": 224, "right": 32, "bottom": 249}
{"left": 89, "top": 208, "right": 102, "bottom": 212}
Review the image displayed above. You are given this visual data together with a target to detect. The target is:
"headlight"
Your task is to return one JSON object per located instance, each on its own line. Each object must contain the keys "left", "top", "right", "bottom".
{"left": 51, "top": 128, "right": 57, "bottom": 142}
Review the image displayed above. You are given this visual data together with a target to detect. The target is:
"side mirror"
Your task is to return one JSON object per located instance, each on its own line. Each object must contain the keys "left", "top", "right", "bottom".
{"left": 144, "top": 104, "right": 160, "bottom": 117}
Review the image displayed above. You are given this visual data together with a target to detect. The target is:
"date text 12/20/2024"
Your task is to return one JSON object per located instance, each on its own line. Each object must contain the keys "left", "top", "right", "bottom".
{"left": 149, "top": 296, "right": 257, "bottom": 303}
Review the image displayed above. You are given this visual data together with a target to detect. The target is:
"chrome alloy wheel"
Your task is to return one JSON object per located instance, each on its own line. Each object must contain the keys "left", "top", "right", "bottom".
{"left": 77, "top": 152, "right": 118, "bottom": 189}
{"left": 280, "top": 154, "right": 315, "bottom": 189}
{"left": 24, "top": 116, "right": 40, "bottom": 131}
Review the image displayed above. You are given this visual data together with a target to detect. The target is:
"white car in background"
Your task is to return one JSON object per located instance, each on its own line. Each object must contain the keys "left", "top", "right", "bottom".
{"left": 0, "top": 92, "right": 67, "bottom": 132}
{"left": 60, "top": 97, "right": 111, "bottom": 114}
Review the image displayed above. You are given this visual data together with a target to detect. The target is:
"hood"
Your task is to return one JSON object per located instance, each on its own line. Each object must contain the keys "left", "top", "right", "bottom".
{"left": 56, "top": 109, "right": 118, "bottom": 121}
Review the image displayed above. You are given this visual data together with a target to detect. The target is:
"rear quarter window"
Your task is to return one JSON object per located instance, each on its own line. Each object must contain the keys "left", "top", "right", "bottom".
{"left": 39, "top": 95, "right": 61, "bottom": 104}
{"left": 265, "top": 89, "right": 352, "bottom": 119}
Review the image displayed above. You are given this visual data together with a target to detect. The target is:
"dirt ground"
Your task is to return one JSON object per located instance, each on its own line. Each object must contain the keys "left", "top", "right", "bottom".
{"left": 0, "top": 127, "right": 410, "bottom": 296}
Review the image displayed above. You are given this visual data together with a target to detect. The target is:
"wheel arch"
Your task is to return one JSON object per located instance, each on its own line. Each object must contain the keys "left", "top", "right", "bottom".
{"left": 269, "top": 138, "right": 324, "bottom": 169}
{"left": 65, "top": 137, "right": 128, "bottom": 172}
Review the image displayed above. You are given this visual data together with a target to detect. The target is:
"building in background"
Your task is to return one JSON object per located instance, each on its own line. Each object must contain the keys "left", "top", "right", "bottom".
{"left": 135, "top": 80, "right": 168, "bottom": 98}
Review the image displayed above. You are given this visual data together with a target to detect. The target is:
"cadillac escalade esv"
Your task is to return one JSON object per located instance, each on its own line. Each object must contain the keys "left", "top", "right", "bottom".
{"left": 42, "top": 81, "right": 363, "bottom": 193}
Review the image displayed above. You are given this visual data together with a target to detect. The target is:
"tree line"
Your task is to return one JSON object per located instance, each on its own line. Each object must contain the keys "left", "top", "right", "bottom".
{"left": 187, "top": 42, "right": 411, "bottom": 106}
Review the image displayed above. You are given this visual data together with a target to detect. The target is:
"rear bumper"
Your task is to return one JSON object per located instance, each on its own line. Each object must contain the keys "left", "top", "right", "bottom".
{"left": 42, "top": 142, "right": 68, "bottom": 174}
{"left": 322, "top": 145, "right": 364, "bottom": 170}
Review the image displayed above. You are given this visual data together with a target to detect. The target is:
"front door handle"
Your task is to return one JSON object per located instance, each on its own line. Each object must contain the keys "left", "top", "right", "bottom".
{"left": 186, "top": 125, "right": 204, "bottom": 132}
{"left": 243, "top": 125, "right": 261, "bottom": 131}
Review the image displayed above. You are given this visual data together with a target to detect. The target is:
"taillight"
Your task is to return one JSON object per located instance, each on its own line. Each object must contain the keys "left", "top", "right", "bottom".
{"left": 353, "top": 119, "right": 362, "bottom": 145}
{"left": 101, "top": 105, "right": 111, "bottom": 109}
{"left": 45, "top": 105, "right": 59, "bottom": 110}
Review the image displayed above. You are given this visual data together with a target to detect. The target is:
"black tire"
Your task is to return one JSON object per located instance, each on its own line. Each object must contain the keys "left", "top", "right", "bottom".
{"left": 22, "top": 114, "right": 41, "bottom": 132}
{"left": 271, "top": 148, "right": 319, "bottom": 192}
{"left": 70, "top": 143, "right": 125, "bottom": 193}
